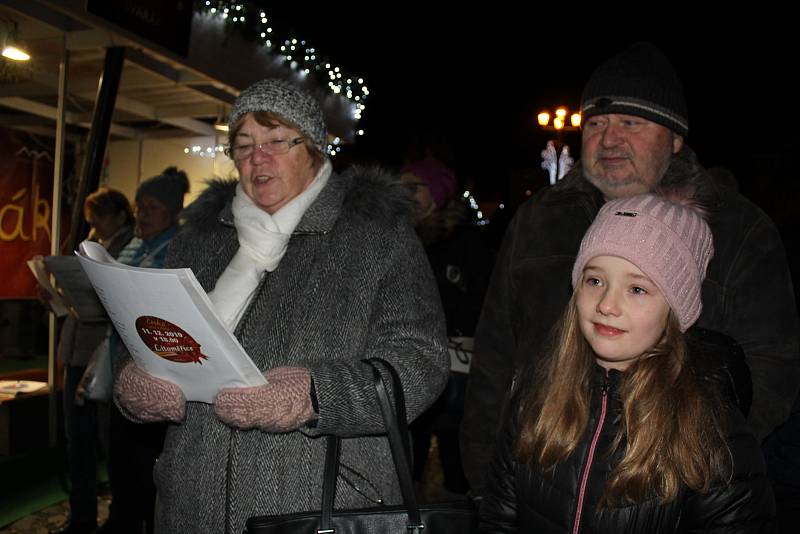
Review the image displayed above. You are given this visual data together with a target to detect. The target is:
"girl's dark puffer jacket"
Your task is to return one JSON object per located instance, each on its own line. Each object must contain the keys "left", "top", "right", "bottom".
{"left": 478, "top": 329, "right": 775, "bottom": 533}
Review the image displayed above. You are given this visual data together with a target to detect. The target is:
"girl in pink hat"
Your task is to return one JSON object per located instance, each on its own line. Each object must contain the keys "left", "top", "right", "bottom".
{"left": 479, "top": 193, "right": 774, "bottom": 533}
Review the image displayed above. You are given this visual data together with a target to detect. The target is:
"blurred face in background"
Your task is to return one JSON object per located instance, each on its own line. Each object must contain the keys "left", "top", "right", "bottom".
{"left": 85, "top": 209, "right": 127, "bottom": 241}
{"left": 400, "top": 171, "right": 436, "bottom": 222}
{"left": 135, "top": 196, "right": 173, "bottom": 239}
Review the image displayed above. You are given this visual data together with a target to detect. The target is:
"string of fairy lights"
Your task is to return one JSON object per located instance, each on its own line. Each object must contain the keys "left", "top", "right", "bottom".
{"left": 185, "top": 1, "right": 368, "bottom": 159}
{"left": 185, "top": 4, "right": 500, "bottom": 222}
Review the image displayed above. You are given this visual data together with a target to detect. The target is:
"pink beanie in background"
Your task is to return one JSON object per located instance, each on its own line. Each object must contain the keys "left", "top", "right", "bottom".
{"left": 401, "top": 157, "right": 457, "bottom": 209}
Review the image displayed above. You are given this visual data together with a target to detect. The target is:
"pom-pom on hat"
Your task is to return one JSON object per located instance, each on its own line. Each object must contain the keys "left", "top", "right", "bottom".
{"left": 228, "top": 79, "right": 327, "bottom": 151}
{"left": 581, "top": 42, "right": 689, "bottom": 137}
{"left": 571, "top": 193, "right": 713, "bottom": 332}
{"left": 136, "top": 167, "right": 190, "bottom": 217}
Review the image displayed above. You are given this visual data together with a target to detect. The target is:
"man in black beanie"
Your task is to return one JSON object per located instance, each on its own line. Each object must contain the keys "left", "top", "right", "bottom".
{"left": 461, "top": 42, "right": 800, "bottom": 503}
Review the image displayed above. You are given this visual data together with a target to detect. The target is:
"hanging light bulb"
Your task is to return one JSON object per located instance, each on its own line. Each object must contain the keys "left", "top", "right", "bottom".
{"left": 2, "top": 45, "right": 30, "bottom": 61}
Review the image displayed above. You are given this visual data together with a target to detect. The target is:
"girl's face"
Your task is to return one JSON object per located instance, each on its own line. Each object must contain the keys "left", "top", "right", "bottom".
{"left": 576, "top": 255, "right": 670, "bottom": 371}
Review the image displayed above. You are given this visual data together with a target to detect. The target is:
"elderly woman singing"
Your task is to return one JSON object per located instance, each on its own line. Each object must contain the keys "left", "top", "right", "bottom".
{"left": 113, "top": 79, "right": 449, "bottom": 533}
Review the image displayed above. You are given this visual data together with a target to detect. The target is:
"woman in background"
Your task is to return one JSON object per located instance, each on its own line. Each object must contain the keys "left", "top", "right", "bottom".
{"left": 106, "top": 168, "right": 189, "bottom": 534}
{"left": 49, "top": 188, "right": 133, "bottom": 534}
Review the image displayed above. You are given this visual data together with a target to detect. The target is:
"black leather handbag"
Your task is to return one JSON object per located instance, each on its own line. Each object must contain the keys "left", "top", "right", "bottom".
{"left": 245, "top": 358, "right": 477, "bottom": 533}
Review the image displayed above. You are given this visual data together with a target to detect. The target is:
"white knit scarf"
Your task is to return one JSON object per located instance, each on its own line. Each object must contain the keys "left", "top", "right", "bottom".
{"left": 209, "top": 160, "right": 331, "bottom": 330}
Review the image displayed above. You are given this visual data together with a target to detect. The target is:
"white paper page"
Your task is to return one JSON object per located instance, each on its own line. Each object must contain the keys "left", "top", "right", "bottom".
{"left": 43, "top": 255, "right": 107, "bottom": 321}
{"left": 175, "top": 271, "right": 265, "bottom": 386}
{"left": 77, "top": 241, "right": 266, "bottom": 403}
{"left": 26, "top": 257, "right": 69, "bottom": 317}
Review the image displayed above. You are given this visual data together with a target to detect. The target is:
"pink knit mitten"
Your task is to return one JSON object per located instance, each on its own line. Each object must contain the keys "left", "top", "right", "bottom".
{"left": 213, "top": 366, "right": 316, "bottom": 432}
{"left": 114, "top": 360, "right": 186, "bottom": 423}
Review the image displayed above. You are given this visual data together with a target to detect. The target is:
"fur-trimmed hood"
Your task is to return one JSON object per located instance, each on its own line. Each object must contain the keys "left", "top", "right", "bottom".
{"left": 177, "top": 165, "right": 413, "bottom": 234}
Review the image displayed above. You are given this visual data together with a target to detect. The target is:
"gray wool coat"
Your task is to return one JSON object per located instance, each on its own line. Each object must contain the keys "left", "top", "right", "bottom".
{"left": 155, "top": 165, "right": 449, "bottom": 534}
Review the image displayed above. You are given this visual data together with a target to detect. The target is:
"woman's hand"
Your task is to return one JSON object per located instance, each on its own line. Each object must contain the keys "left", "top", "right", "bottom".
{"left": 115, "top": 359, "right": 186, "bottom": 423}
{"left": 214, "top": 367, "right": 316, "bottom": 432}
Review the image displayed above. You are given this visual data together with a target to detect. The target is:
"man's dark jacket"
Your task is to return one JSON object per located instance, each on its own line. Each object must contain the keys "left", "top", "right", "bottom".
{"left": 461, "top": 147, "right": 800, "bottom": 494}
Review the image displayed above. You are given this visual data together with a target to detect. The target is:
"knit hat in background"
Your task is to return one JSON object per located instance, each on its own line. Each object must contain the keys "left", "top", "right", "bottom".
{"left": 228, "top": 79, "right": 327, "bottom": 150}
{"left": 581, "top": 42, "right": 689, "bottom": 137}
{"left": 136, "top": 167, "right": 190, "bottom": 217}
{"left": 571, "top": 193, "right": 713, "bottom": 331}
{"left": 401, "top": 157, "right": 458, "bottom": 209}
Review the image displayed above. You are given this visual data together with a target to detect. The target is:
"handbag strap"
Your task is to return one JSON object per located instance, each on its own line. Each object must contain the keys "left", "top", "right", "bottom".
{"left": 318, "top": 434, "right": 340, "bottom": 534}
{"left": 372, "top": 358, "right": 413, "bottom": 462}
{"left": 367, "top": 358, "right": 423, "bottom": 530}
{"left": 316, "top": 358, "right": 423, "bottom": 533}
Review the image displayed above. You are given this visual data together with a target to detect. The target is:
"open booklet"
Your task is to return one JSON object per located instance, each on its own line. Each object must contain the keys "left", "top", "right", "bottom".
{"left": 76, "top": 240, "right": 266, "bottom": 403}
{"left": 29, "top": 255, "right": 109, "bottom": 321}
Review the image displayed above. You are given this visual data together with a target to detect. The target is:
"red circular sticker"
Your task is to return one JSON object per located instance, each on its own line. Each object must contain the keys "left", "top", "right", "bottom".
{"left": 135, "top": 316, "right": 209, "bottom": 364}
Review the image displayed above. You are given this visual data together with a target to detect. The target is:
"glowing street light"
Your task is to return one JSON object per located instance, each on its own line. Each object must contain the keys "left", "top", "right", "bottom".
{"left": 537, "top": 106, "right": 580, "bottom": 132}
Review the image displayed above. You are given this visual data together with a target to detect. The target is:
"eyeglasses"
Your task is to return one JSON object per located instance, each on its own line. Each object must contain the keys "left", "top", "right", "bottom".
{"left": 224, "top": 137, "right": 304, "bottom": 161}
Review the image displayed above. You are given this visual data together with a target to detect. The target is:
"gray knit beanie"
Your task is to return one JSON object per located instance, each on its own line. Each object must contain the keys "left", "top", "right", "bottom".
{"left": 228, "top": 79, "right": 327, "bottom": 150}
{"left": 581, "top": 42, "right": 689, "bottom": 137}
{"left": 571, "top": 194, "right": 713, "bottom": 332}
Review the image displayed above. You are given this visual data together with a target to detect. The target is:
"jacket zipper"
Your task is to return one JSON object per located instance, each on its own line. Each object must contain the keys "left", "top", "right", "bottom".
{"left": 571, "top": 379, "right": 609, "bottom": 534}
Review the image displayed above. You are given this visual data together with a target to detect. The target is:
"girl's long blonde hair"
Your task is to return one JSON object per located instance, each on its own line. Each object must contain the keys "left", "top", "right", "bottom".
{"left": 513, "top": 293, "right": 731, "bottom": 506}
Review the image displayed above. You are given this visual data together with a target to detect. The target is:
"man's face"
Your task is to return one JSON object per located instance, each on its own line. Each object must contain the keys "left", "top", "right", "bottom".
{"left": 581, "top": 114, "right": 683, "bottom": 200}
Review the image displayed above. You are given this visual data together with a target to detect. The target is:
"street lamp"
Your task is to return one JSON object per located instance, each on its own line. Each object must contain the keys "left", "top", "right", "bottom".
{"left": 537, "top": 107, "right": 581, "bottom": 131}
{"left": 537, "top": 106, "right": 580, "bottom": 184}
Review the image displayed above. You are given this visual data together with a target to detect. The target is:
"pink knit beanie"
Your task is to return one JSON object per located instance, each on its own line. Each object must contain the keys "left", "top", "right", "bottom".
{"left": 571, "top": 193, "right": 713, "bottom": 332}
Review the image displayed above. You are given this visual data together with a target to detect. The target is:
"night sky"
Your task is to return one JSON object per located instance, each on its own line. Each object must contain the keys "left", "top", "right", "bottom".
{"left": 265, "top": 10, "right": 796, "bottom": 213}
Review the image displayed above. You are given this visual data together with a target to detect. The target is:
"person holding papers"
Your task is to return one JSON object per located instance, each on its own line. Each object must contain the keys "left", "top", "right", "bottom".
{"left": 112, "top": 79, "right": 449, "bottom": 533}
{"left": 48, "top": 188, "right": 134, "bottom": 534}
{"left": 106, "top": 168, "right": 189, "bottom": 534}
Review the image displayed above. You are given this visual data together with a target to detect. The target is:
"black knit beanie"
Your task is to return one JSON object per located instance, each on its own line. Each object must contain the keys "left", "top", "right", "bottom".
{"left": 136, "top": 167, "right": 190, "bottom": 217}
{"left": 581, "top": 42, "right": 688, "bottom": 137}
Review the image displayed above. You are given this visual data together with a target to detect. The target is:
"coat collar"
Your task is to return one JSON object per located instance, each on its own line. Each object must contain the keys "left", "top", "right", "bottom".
{"left": 294, "top": 171, "right": 347, "bottom": 234}
{"left": 184, "top": 165, "right": 412, "bottom": 236}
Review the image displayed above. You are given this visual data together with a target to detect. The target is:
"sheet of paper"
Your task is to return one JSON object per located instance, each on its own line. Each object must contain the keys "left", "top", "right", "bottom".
{"left": 42, "top": 255, "right": 107, "bottom": 321}
{"left": 26, "top": 257, "right": 69, "bottom": 318}
{"left": 76, "top": 241, "right": 266, "bottom": 403}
